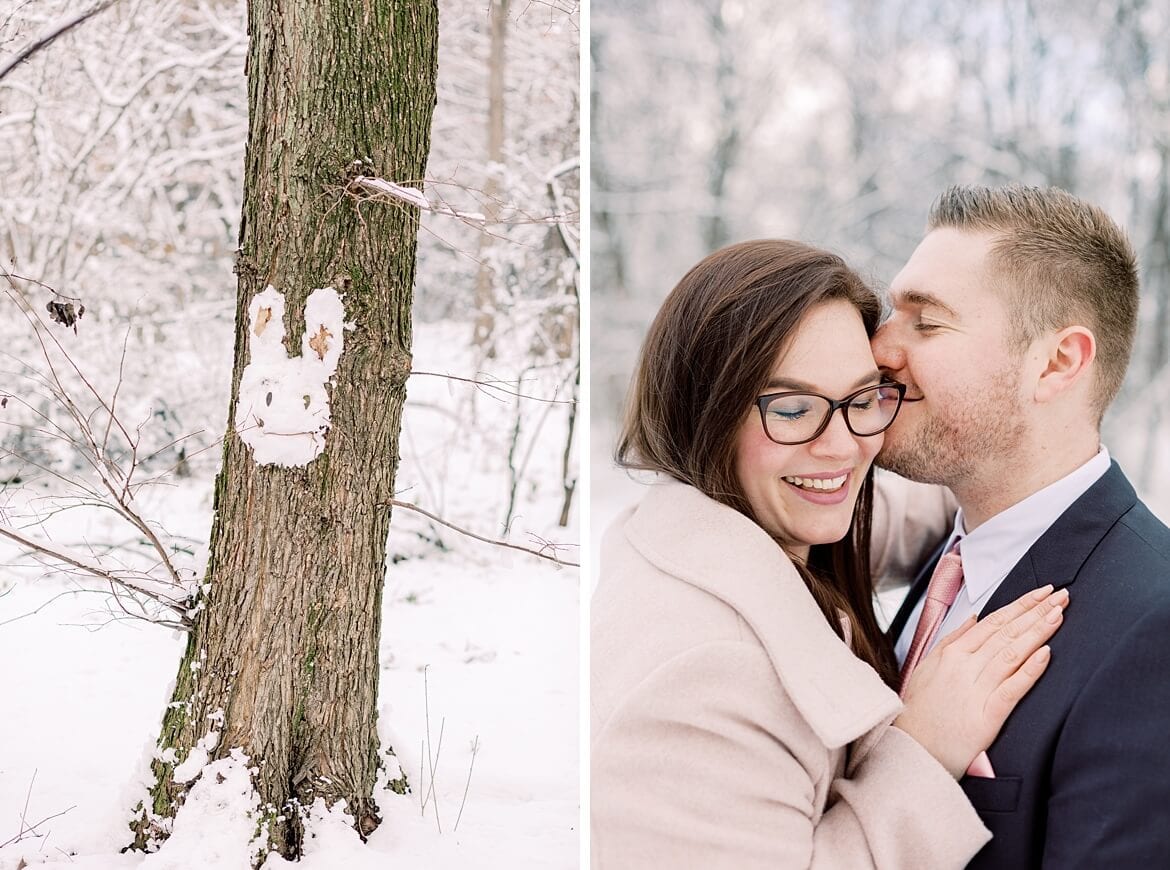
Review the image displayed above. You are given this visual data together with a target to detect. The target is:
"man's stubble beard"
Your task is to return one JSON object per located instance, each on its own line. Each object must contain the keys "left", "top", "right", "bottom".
{"left": 876, "top": 369, "right": 1028, "bottom": 489}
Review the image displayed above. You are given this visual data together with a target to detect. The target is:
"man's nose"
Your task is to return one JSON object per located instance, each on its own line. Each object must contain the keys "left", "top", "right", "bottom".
{"left": 871, "top": 322, "right": 905, "bottom": 373}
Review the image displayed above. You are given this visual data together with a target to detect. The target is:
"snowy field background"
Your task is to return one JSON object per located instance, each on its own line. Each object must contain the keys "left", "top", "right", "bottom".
{"left": 0, "top": 321, "right": 579, "bottom": 870}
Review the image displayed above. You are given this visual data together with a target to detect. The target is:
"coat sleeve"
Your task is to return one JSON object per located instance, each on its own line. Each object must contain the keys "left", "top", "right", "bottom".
{"left": 1040, "top": 604, "right": 1170, "bottom": 868}
{"left": 871, "top": 471, "right": 958, "bottom": 593}
{"left": 591, "top": 640, "right": 989, "bottom": 870}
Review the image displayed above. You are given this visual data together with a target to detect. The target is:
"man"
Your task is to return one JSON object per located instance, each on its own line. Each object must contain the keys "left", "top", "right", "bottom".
{"left": 874, "top": 184, "right": 1170, "bottom": 868}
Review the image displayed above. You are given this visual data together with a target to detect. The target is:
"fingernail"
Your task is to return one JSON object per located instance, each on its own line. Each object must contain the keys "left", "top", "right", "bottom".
{"left": 1033, "top": 584, "right": 1055, "bottom": 600}
{"left": 1036, "top": 646, "right": 1051, "bottom": 663}
{"left": 1046, "top": 606, "right": 1064, "bottom": 623}
{"left": 1050, "top": 588, "right": 1070, "bottom": 604}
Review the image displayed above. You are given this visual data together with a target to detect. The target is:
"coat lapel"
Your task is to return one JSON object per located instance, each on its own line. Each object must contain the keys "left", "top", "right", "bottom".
{"left": 980, "top": 462, "right": 1138, "bottom": 616}
{"left": 623, "top": 480, "right": 901, "bottom": 750}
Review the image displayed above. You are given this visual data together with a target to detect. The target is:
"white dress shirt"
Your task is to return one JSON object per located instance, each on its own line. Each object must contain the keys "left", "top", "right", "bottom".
{"left": 894, "top": 447, "right": 1112, "bottom": 665}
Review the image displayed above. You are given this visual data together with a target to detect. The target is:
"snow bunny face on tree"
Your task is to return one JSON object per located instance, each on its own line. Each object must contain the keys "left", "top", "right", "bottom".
{"left": 234, "top": 285, "right": 353, "bottom": 467}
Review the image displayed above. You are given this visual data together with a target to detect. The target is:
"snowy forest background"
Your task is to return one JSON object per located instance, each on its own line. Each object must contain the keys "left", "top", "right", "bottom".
{"left": 591, "top": 0, "right": 1170, "bottom": 561}
{"left": 0, "top": 0, "right": 579, "bottom": 867}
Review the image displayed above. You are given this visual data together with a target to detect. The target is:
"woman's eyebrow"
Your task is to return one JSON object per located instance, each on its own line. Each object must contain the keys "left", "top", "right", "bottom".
{"left": 765, "top": 371, "right": 883, "bottom": 391}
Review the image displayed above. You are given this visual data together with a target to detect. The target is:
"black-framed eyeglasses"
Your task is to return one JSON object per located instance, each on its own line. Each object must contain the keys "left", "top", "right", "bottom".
{"left": 754, "top": 382, "right": 907, "bottom": 446}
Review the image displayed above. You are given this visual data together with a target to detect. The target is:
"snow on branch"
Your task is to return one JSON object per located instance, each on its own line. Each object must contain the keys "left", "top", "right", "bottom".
{"left": 0, "top": 0, "right": 123, "bottom": 84}
{"left": 350, "top": 175, "right": 486, "bottom": 223}
{"left": 545, "top": 157, "right": 580, "bottom": 266}
{"left": 343, "top": 170, "right": 576, "bottom": 233}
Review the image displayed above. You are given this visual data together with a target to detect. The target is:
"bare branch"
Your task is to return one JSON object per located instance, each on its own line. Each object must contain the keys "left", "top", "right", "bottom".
{"left": 0, "top": 0, "right": 123, "bottom": 84}
{"left": 410, "top": 370, "right": 575, "bottom": 405}
{"left": 384, "top": 498, "right": 577, "bottom": 568}
{"left": 0, "top": 769, "right": 77, "bottom": 849}
{"left": 344, "top": 174, "right": 575, "bottom": 233}
{"left": 0, "top": 270, "right": 83, "bottom": 303}
{"left": 545, "top": 158, "right": 580, "bottom": 267}
{"left": 2, "top": 279, "right": 187, "bottom": 589}
{"left": 0, "top": 523, "right": 192, "bottom": 625}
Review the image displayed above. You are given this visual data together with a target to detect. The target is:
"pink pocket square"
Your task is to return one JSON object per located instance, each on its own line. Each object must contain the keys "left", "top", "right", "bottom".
{"left": 967, "top": 751, "right": 995, "bottom": 778}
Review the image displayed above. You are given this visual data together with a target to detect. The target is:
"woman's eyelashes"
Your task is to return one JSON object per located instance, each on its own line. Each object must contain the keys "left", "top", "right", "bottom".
{"left": 770, "top": 404, "right": 810, "bottom": 421}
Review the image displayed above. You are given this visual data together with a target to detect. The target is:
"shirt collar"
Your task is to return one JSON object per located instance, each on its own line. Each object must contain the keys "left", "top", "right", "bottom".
{"left": 949, "top": 447, "right": 1112, "bottom": 606}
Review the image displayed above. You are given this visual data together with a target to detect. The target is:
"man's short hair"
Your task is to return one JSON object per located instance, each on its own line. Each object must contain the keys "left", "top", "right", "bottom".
{"left": 928, "top": 184, "right": 1139, "bottom": 421}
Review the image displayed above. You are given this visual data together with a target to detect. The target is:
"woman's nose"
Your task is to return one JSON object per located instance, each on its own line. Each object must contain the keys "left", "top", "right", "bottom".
{"left": 809, "top": 407, "right": 858, "bottom": 459}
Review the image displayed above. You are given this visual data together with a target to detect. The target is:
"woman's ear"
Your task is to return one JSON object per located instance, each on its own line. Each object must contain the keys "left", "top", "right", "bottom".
{"left": 1034, "top": 326, "right": 1096, "bottom": 404}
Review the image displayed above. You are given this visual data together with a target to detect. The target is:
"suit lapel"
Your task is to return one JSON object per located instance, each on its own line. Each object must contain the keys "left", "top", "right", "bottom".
{"left": 980, "top": 461, "right": 1138, "bottom": 616}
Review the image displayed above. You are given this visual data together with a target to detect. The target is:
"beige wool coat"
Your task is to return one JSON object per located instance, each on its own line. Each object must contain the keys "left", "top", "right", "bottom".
{"left": 591, "top": 476, "right": 988, "bottom": 869}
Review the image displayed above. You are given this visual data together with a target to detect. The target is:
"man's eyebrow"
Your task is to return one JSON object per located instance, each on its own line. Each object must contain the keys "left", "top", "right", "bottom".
{"left": 893, "top": 289, "right": 960, "bottom": 319}
{"left": 765, "top": 371, "right": 883, "bottom": 391}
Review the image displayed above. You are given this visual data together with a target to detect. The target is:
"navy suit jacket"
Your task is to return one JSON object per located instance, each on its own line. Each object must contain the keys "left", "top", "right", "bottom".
{"left": 888, "top": 462, "right": 1170, "bottom": 868}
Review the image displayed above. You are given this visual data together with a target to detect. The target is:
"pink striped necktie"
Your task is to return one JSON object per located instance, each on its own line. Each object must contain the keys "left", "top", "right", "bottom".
{"left": 899, "top": 544, "right": 964, "bottom": 693}
{"left": 898, "top": 544, "right": 996, "bottom": 778}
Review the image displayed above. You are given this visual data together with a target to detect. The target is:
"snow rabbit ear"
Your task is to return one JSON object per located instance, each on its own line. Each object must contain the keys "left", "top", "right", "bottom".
{"left": 234, "top": 285, "right": 351, "bottom": 467}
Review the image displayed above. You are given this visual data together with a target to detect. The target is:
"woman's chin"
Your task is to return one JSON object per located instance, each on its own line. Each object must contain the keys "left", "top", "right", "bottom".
{"left": 789, "top": 516, "right": 856, "bottom": 549}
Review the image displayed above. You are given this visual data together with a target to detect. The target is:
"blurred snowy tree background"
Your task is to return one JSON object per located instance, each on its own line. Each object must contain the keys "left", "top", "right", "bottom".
{"left": 592, "top": 0, "right": 1170, "bottom": 528}
{"left": 0, "top": 0, "right": 579, "bottom": 528}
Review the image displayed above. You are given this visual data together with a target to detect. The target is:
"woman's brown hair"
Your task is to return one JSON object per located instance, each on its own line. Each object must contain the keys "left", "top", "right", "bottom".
{"left": 616, "top": 239, "right": 899, "bottom": 688}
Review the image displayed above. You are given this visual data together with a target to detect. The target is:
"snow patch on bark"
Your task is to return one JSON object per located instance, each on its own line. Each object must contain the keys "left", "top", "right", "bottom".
{"left": 171, "top": 709, "right": 224, "bottom": 784}
{"left": 140, "top": 748, "right": 264, "bottom": 868}
{"left": 234, "top": 285, "right": 352, "bottom": 467}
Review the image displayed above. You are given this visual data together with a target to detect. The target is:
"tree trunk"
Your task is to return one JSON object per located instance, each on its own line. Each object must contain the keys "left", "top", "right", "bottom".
{"left": 131, "top": 0, "right": 438, "bottom": 860}
{"left": 472, "top": 0, "right": 508, "bottom": 354}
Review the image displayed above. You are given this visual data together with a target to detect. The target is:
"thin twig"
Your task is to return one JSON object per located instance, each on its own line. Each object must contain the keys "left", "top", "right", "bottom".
{"left": 418, "top": 737, "right": 426, "bottom": 816}
{"left": 1, "top": 769, "right": 78, "bottom": 849}
{"left": 3, "top": 281, "right": 186, "bottom": 590}
{"left": 410, "top": 370, "right": 574, "bottom": 405}
{"left": 0, "top": 523, "right": 191, "bottom": 624}
{"left": 20, "top": 769, "right": 36, "bottom": 841}
{"left": 421, "top": 666, "right": 445, "bottom": 834}
{"left": 0, "top": 270, "right": 83, "bottom": 303}
{"left": 454, "top": 736, "right": 480, "bottom": 832}
{"left": 384, "top": 499, "right": 578, "bottom": 567}
{"left": 0, "top": 805, "right": 77, "bottom": 849}
{"left": 0, "top": 0, "right": 122, "bottom": 83}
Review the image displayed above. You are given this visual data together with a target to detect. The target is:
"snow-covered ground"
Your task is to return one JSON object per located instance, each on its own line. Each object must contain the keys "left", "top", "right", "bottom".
{"left": 0, "top": 321, "right": 580, "bottom": 869}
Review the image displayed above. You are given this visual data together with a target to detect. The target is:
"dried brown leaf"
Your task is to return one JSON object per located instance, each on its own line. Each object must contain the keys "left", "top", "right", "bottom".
{"left": 309, "top": 324, "right": 332, "bottom": 360}
{"left": 254, "top": 306, "right": 272, "bottom": 335}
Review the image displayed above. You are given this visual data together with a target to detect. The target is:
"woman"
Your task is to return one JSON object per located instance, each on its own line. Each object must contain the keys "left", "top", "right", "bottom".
{"left": 591, "top": 240, "right": 1065, "bottom": 869}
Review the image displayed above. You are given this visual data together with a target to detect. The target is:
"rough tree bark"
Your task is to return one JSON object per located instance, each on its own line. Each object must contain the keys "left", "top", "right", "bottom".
{"left": 131, "top": 0, "right": 438, "bottom": 859}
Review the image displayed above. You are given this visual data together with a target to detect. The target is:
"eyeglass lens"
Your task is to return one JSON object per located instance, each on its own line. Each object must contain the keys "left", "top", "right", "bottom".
{"left": 763, "top": 385, "right": 902, "bottom": 444}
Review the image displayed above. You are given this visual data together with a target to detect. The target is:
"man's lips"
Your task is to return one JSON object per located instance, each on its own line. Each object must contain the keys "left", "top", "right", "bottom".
{"left": 881, "top": 377, "right": 924, "bottom": 401}
{"left": 879, "top": 371, "right": 921, "bottom": 402}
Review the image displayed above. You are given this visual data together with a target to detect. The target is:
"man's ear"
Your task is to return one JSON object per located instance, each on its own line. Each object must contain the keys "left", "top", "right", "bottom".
{"left": 1034, "top": 326, "right": 1096, "bottom": 403}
